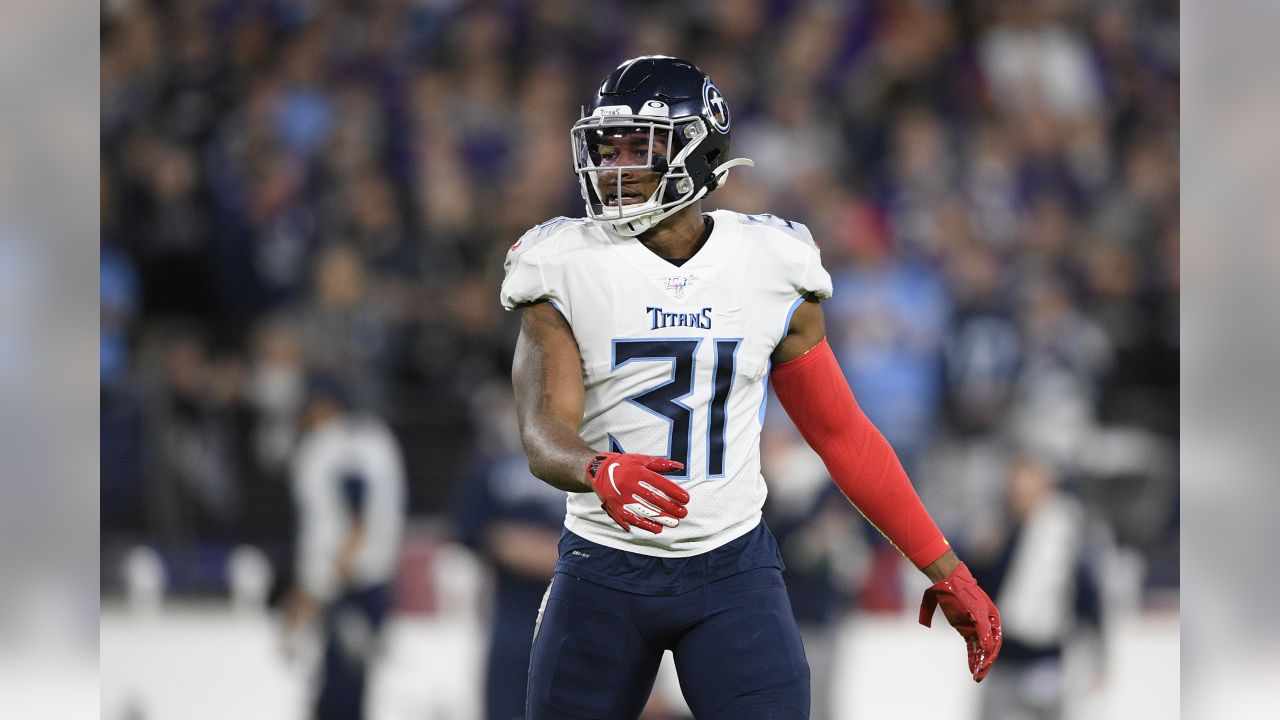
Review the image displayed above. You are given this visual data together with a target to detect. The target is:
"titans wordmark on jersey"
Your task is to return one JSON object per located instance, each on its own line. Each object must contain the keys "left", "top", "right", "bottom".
{"left": 501, "top": 210, "right": 833, "bottom": 557}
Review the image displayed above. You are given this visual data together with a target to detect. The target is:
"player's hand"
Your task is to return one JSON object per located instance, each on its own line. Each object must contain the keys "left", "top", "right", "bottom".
{"left": 918, "top": 562, "right": 1002, "bottom": 682}
{"left": 280, "top": 589, "right": 321, "bottom": 665}
{"left": 586, "top": 452, "right": 689, "bottom": 534}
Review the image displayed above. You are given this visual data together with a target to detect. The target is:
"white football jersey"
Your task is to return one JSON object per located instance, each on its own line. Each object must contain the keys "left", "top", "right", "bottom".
{"left": 501, "top": 209, "right": 833, "bottom": 557}
{"left": 291, "top": 415, "right": 406, "bottom": 601}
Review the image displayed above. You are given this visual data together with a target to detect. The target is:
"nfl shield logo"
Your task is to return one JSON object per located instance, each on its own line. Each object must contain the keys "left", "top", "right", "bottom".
{"left": 664, "top": 276, "right": 691, "bottom": 298}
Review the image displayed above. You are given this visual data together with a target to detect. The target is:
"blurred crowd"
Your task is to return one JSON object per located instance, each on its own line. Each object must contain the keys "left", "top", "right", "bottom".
{"left": 100, "top": 0, "right": 1178, "bottom": 611}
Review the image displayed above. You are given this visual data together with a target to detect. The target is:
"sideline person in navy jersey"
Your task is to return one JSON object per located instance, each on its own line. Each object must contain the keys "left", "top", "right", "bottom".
{"left": 454, "top": 423, "right": 566, "bottom": 719}
{"left": 503, "top": 56, "right": 1003, "bottom": 719}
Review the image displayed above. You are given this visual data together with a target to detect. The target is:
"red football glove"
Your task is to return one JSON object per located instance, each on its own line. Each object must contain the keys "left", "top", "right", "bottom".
{"left": 586, "top": 452, "right": 689, "bottom": 534}
{"left": 918, "top": 562, "right": 1003, "bottom": 682}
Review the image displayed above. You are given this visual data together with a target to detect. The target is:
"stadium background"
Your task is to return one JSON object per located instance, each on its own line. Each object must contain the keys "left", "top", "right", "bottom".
{"left": 100, "top": 0, "right": 1179, "bottom": 717}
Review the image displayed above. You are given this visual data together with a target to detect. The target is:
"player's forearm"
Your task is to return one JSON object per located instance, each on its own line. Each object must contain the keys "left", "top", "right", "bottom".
{"left": 334, "top": 521, "right": 366, "bottom": 586}
{"left": 513, "top": 302, "right": 595, "bottom": 492}
{"left": 771, "top": 338, "right": 951, "bottom": 570}
{"left": 520, "top": 420, "right": 596, "bottom": 492}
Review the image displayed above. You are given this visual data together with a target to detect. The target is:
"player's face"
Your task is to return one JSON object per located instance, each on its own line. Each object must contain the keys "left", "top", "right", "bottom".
{"left": 591, "top": 127, "right": 670, "bottom": 207}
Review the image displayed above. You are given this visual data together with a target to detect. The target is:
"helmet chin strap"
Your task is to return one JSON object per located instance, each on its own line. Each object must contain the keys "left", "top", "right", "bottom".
{"left": 605, "top": 157, "right": 755, "bottom": 237}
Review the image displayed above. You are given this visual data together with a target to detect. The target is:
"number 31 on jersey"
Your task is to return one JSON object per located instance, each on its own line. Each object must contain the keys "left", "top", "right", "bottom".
{"left": 610, "top": 338, "right": 741, "bottom": 479}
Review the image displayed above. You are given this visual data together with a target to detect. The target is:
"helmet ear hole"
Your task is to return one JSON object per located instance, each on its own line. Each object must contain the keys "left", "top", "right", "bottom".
{"left": 702, "top": 148, "right": 724, "bottom": 190}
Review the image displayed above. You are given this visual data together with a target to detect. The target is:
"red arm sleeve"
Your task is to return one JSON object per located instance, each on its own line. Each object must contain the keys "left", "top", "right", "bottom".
{"left": 770, "top": 337, "right": 951, "bottom": 569}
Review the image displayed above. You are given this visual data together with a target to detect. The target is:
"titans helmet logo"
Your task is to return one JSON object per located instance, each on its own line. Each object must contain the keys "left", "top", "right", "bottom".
{"left": 703, "top": 79, "right": 730, "bottom": 133}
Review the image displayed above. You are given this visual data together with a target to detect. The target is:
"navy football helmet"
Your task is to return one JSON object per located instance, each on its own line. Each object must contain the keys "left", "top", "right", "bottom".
{"left": 571, "top": 56, "right": 753, "bottom": 236}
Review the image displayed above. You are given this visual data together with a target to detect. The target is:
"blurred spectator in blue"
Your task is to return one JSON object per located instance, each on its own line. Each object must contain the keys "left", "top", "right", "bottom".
{"left": 275, "top": 27, "right": 335, "bottom": 162}
{"left": 284, "top": 372, "right": 406, "bottom": 720}
{"left": 825, "top": 198, "right": 948, "bottom": 473}
{"left": 216, "top": 150, "right": 317, "bottom": 321}
{"left": 942, "top": 239, "right": 1022, "bottom": 437}
{"left": 101, "top": 169, "right": 146, "bottom": 534}
{"left": 453, "top": 383, "right": 565, "bottom": 720}
{"left": 101, "top": 239, "right": 140, "bottom": 391}
{"left": 970, "top": 454, "right": 1106, "bottom": 720}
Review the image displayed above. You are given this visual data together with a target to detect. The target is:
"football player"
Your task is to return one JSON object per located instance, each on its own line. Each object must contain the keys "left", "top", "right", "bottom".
{"left": 502, "top": 55, "right": 1001, "bottom": 719}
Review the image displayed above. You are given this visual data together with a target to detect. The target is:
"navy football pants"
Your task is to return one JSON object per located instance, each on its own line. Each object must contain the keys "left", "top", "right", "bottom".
{"left": 314, "top": 584, "right": 390, "bottom": 720}
{"left": 526, "top": 567, "right": 811, "bottom": 719}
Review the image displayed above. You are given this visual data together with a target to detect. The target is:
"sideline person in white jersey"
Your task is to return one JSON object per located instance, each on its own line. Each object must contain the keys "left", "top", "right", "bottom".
{"left": 502, "top": 55, "right": 1003, "bottom": 719}
{"left": 283, "top": 372, "right": 406, "bottom": 720}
